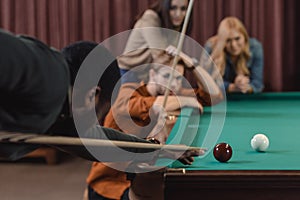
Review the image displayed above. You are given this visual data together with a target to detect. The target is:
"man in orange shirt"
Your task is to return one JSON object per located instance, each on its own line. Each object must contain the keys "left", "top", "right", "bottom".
{"left": 86, "top": 57, "right": 223, "bottom": 199}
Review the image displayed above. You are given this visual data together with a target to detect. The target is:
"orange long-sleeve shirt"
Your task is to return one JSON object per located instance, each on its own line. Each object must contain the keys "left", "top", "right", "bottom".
{"left": 86, "top": 83, "right": 156, "bottom": 199}
{"left": 86, "top": 82, "right": 222, "bottom": 199}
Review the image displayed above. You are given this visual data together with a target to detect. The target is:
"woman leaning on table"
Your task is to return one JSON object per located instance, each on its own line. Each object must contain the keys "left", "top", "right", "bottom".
{"left": 204, "top": 16, "right": 264, "bottom": 93}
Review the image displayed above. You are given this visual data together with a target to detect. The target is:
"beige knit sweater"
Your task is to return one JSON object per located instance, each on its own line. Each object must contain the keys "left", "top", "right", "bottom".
{"left": 118, "top": 9, "right": 179, "bottom": 74}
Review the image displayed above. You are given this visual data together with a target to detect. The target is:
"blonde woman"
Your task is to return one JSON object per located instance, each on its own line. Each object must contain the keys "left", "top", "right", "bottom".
{"left": 204, "top": 17, "right": 264, "bottom": 93}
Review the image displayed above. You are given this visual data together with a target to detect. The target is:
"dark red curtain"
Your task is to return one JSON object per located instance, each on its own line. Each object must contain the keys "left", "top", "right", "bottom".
{"left": 0, "top": 0, "right": 298, "bottom": 91}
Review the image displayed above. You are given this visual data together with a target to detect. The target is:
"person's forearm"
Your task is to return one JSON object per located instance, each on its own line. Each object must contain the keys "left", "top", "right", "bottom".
{"left": 85, "top": 126, "right": 151, "bottom": 145}
{"left": 77, "top": 126, "right": 159, "bottom": 162}
{"left": 192, "top": 67, "right": 221, "bottom": 95}
{"left": 177, "top": 50, "right": 221, "bottom": 95}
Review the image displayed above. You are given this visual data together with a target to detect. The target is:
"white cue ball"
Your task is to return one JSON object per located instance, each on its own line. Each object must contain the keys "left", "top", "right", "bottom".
{"left": 251, "top": 134, "right": 269, "bottom": 152}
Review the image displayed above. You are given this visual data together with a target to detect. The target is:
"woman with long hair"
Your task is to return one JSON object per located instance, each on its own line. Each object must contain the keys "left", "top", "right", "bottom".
{"left": 118, "top": 0, "right": 192, "bottom": 84}
{"left": 204, "top": 17, "right": 264, "bottom": 93}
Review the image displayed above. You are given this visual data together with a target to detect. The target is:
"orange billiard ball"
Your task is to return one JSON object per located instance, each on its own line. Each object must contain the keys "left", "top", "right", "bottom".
{"left": 213, "top": 143, "right": 232, "bottom": 162}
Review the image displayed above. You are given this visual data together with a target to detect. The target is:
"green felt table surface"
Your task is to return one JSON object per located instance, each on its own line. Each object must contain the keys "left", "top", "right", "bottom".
{"left": 159, "top": 92, "right": 300, "bottom": 170}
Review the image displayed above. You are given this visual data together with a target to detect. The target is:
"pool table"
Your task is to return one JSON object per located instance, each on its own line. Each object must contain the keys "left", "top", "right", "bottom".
{"left": 154, "top": 92, "right": 300, "bottom": 199}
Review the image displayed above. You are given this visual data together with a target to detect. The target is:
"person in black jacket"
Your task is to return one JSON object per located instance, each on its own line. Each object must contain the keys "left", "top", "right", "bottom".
{"left": 0, "top": 29, "right": 201, "bottom": 164}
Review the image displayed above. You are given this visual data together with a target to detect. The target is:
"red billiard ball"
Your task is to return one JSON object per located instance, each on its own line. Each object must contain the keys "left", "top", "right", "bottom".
{"left": 213, "top": 143, "right": 232, "bottom": 162}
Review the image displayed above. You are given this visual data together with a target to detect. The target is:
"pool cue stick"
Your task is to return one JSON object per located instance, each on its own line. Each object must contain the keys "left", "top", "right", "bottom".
{"left": 0, "top": 131, "right": 205, "bottom": 152}
{"left": 150, "top": 0, "right": 195, "bottom": 143}
{"left": 162, "top": 0, "right": 194, "bottom": 108}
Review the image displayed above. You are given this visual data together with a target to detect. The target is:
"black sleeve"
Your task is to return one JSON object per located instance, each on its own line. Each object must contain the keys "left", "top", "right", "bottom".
{"left": 0, "top": 29, "right": 69, "bottom": 133}
{"left": 54, "top": 125, "right": 159, "bottom": 162}
{"left": 0, "top": 29, "right": 69, "bottom": 161}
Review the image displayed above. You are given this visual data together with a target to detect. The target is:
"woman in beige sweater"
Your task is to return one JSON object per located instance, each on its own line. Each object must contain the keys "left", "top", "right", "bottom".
{"left": 118, "top": 0, "right": 192, "bottom": 84}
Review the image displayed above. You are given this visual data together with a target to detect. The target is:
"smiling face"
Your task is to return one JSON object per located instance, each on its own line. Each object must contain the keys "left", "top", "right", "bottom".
{"left": 169, "top": 0, "right": 188, "bottom": 29}
{"left": 224, "top": 29, "right": 246, "bottom": 57}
